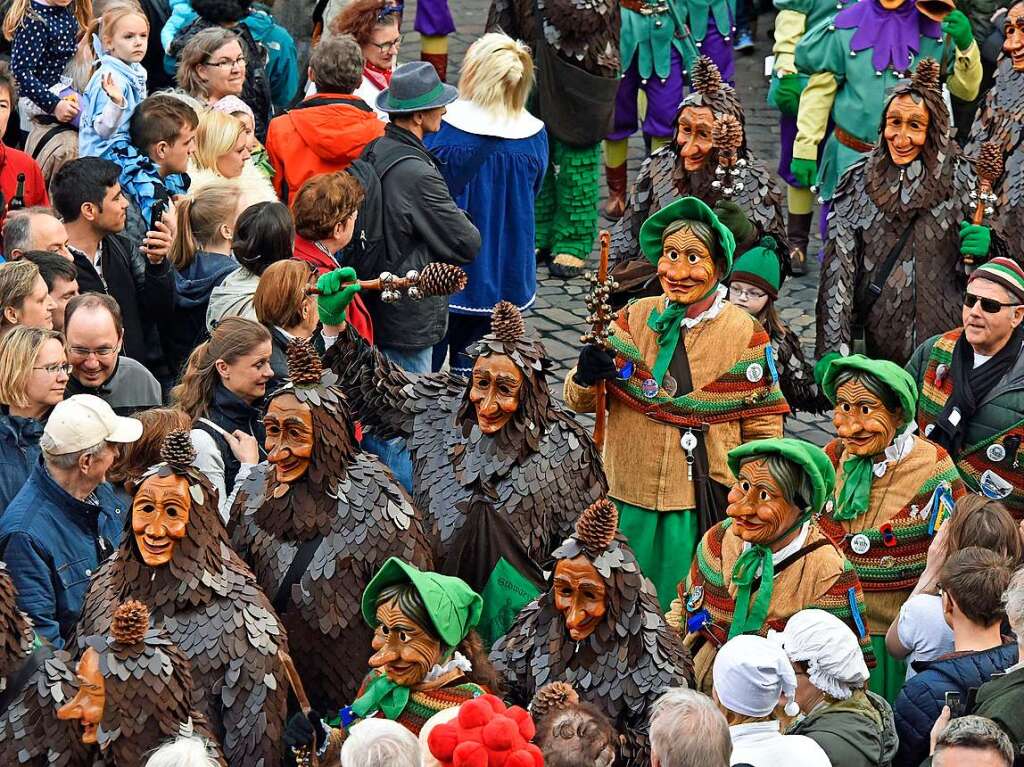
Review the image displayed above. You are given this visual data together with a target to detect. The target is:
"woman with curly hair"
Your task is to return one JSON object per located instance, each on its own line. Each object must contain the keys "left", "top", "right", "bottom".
{"left": 329, "top": 0, "right": 403, "bottom": 118}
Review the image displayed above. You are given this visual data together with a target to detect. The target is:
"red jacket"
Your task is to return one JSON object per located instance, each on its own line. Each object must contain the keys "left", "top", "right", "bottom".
{"left": 0, "top": 143, "right": 48, "bottom": 234}
{"left": 292, "top": 239, "right": 374, "bottom": 345}
{"left": 267, "top": 93, "right": 385, "bottom": 202}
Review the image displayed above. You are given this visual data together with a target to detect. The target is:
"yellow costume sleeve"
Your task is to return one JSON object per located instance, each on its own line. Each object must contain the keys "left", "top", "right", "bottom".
{"left": 793, "top": 71, "right": 838, "bottom": 161}
{"left": 948, "top": 41, "right": 982, "bottom": 102}
{"left": 563, "top": 368, "right": 598, "bottom": 413}
{"left": 772, "top": 9, "right": 806, "bottom": 74}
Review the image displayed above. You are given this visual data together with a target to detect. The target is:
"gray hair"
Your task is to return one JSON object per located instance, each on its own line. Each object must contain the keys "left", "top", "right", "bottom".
{"left": 144, "top": 735, "right": 220, "bottom": 767}
{"left": 1004, "top": 566, "right": 1024, "bottom": 637}
{"left": 41, "top": 439, "right": 108, "bottom": 470}
{"left": 339, "top": 718, "right": 421, "bottom": 767}
{"left": 649, "top": 688, "right": 731, "bottom": 767}
{"left": 310, "top": 35, "right": 364, "bottom": 94}
{"left": 2, "top": 207, "right": 58, "bottom": 258}
{"left": 934, "top": 716, "right": 1014, "bottom": 767}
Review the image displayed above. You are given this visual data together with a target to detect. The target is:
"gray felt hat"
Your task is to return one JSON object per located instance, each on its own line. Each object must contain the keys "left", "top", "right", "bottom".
{"left": 376, "top": 61, "right": 459, "bottom": 114}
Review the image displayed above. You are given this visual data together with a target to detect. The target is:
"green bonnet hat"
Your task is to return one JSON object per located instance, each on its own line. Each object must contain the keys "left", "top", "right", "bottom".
{"left": 361, "top": 558, "right": 483, "bottom": 648}
{"left": 730, "top": 236, "right": 781, "bottom": 299}
{"left": 820, "top": 354, "right": 918, "bottom": 426}
{"left": 727, "top": 437, "right": 837, "bottom": 515}
{"left": 638, "top": 196, "right": 736, "bottom": 273}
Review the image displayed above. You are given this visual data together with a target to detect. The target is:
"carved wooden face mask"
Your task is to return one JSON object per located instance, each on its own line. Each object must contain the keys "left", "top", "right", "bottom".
{"left": 132, "top": 473, "right": 191, "bottom": 567}
{"left": 883, "top": 94, "right": 930, "bottom": 166}
{"left": 469, "top": 353, "right": 524, "bottom": 435}
{"left": 726, "top": 458, "right": 801, "bottom": 545}
{"left": 553, "top": 555, "right": 607, "bottom": 642}
{"left": 57, "top": 647, "right": 105, "bottom": 745}
{"left": 677, "top": 106, "right": 715, "bottom": 171}
{"left": 265, "top": 393, "right": 314, "bottom": 485}
{"left": 833, "top": 380, "right": 902, "bottom": 458}
{"left": 369, "top": 597, "right": 443, "bottom": 688}
{"left": 1004, "top": 5, "right": 1024, "bottom": 70}
{"left": 658, "top": 226, "right": 719, "bottom": 305}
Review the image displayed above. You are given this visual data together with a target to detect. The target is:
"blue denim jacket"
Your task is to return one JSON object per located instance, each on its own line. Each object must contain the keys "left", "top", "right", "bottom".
{"left": 0, "top": 409, "right": 44, "bottom": 516}
{"left": 0, "top": 463, "right": 125, "bottom": 648}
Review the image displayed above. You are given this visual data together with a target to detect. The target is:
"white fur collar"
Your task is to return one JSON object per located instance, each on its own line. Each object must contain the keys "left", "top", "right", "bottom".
{"left": 442, "top": 99, "right": 544, "bottom": 140}
{"left": 422, "top": 651, "right": 472, "bottom": 683}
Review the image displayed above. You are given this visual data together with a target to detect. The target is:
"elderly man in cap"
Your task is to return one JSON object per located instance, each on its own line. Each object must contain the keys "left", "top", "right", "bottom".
{"left": 0, "top": 393, "right": 140, "bottom": 647}
{"left": 906, "top": 257, "right": 1024, "bottom": 518}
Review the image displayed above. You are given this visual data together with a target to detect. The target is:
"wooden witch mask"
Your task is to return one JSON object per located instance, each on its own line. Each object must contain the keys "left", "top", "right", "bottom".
{"left": 726, "top": 456, "right": 805, "bottom": 546}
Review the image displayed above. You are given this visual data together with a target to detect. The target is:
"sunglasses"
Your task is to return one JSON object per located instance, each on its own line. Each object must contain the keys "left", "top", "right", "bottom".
{"left": 963, "top": 293, "right": 1021, "bottom": 314}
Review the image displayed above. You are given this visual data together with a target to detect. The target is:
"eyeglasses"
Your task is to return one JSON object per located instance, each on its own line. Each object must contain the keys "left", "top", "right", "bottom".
{"left": 729, "top": 285, "right": 768, "bottom": 301}
{"left": 204, "top": 55, "right": 246, "bottom": 71}
{"left": 963, "top": 293, "right": 1021, "bottom": 314}
{"left": 33, "top": 362, "right": 71, "bottom": 375}
{"left": 371, "top": 34, "right": 403, "bottom": 53}
{"left": 69, "top": 346, "right": 117, "bottom": 359}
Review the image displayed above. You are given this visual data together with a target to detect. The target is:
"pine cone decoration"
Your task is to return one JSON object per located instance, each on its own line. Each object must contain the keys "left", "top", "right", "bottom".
{"left": 911, "top": 58, "right": 940, "bottom": 92}
{"left": 160, "top": 430, "right": 197, "bottom": 471}
{"left": 532, "top": 682, "right": 579, "bottom": 719}
{"left": 712, "top": 113, "right": 743, "bottom": 154}
{"left": 286, "top": 338, "right": 323, "bottom": 386}
{"left": 491, "top": 300, "right": 525, "bottom": 344}
{"left": 111, "top": 599, "right": 150, "bottom": 646}
{"left": 575, "top": 498, "right": 618, "bottom": 551}
{"left": 691, "top": 56, "right": 722, "bottom": 97}
{"left": 977, "top": 140, "right": 1005, "bottom": 183}
{"left": 418, "top": 262, "right": 468, "bottom": 297}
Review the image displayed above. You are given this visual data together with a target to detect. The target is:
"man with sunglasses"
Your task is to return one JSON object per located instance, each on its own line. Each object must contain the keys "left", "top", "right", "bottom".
{"left": 907, "top": 257, "right": 1024, "bottom": 518}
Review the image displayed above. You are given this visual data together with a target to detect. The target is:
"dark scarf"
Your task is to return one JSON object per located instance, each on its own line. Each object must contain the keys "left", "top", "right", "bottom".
{"left": 932, "top": 325, "right": 1024, "bottom": 458}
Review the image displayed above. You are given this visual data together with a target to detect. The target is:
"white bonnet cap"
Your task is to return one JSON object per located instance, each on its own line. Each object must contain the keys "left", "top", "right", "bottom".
{"left": 712, "top": 634, "right": 799, "bottom": 718}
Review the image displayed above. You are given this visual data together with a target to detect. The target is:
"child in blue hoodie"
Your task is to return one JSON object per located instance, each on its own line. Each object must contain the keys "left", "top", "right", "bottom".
{"left": 77, "top": 5, "right": 150, "bottom": 159}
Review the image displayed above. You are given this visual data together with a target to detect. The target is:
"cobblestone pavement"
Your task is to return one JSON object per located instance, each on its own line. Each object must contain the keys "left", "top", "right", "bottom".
{"left": 400, "top": 2, "right": 832, "bottom": 444}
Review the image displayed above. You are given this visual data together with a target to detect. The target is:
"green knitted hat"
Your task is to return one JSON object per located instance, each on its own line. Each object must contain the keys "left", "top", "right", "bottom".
{"left": 361, "top": 558, "right": 483, "bottom": 648}
{"left": 820, "top": 354, "right": 918, "bottom": 426}
{"left": 730, "top": 237, "right": 781, "bottom": 299}
{"left": 638, "top": 196, "right": 736, "bottom": 273}
{"left": 727, "top": 438, "right": 837, "bottom": 515}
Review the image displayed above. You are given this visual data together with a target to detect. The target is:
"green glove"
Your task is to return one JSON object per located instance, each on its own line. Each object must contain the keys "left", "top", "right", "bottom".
{"left": 959, "top": 221, "right": 991, "bottom": 258}
{"left": 942, "top": 9, "right": 974, "bottom": 51}
{"left": 316, "top": 267, "right": 361, "bottom": 326}
{"left": 790, "top": 157, "right": 818, "bottom": 189}
{"left": 773, "top": 74, "right": 805, "bottom": 117}
{"left": 713, "top": 200, "right": 755, "bottom": 245}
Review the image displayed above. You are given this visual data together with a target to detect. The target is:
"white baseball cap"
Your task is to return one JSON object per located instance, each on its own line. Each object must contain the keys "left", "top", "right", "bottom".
{"left": 43, "top": 395, "right": 143, "bottom": 454}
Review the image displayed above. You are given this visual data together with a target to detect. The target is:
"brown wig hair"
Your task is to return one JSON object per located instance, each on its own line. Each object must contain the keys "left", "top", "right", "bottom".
{"left": 130, "top": 94, "right": 200, "bottom": 153}
{"left": 254, "top": 259, "right": 315, "bottom": 330}
{"left": 107, "top": 407, "right": 193, "bottom": 488}
{"left": 945, "top": 494, "right": 1023, "bottom": 565}
{"left": 330, "top": 0, "right": 400, "bottom": 45}
{"left": 940, "top": 547, "right": 1012, "bottom": 627}
{"left": 292, "top": 172, "right": 365, "bottom": 242}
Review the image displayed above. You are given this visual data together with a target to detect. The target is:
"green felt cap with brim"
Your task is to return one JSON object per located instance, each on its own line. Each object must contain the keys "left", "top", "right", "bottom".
{"left": 361, "top": 558, "right": 483, "bottom": 648}
{"left": 730, "top": 236, "right": 781, "bottom": 299}
{"left": 820, "top": 354, "right": 918, "bottom": 426}
{"left": 638, "top": 196, "right": 736, "bottom": 273}
{"left": 727, "top": 438, "right": 837, "bottom": 515}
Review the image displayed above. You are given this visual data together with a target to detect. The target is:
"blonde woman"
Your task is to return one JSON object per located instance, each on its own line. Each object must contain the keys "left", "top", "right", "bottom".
{"left": 188, "top": 109, "right": 276, "bottom": 206}
{"left": 0, "top": 326, "right": 68, "bottom": 511}
{"left": 162, "top": 181, "right": 242, "bottom": 375}
{"left": 424, "top": 33, "right": 547, "bottom": 375}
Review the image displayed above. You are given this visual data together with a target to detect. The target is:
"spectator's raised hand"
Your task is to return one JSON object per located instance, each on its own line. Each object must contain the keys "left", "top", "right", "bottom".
{"left": 101, "top": 73, "right": 125, "bottom": 107}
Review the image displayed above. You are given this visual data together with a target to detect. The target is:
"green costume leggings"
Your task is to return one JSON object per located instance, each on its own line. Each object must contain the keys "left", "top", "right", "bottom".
{"left": 615, "top": 500, "right": 698, "bottom": 613}
{"left": 869, "top": 635, "right": 907, "bottom": 703}
{"left": 535, "top": 138, "right": 602, "bottom": 260}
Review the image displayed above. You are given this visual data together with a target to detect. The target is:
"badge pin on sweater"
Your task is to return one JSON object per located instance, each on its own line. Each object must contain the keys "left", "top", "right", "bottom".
{"left": 581, "top": 231, "right": 618, "bottom": 450}
{"left": 710, "top": 113, "right": 745, "bottom": 197}
{"left": 966, "top": 140, "right": 1004, "bottom": 274}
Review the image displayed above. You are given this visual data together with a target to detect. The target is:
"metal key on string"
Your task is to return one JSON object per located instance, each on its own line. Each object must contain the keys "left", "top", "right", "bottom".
{"left": 681, "top": 429, "right": 698, "bottom": 480}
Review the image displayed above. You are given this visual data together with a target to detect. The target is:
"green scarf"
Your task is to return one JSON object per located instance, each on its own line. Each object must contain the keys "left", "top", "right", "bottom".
{"left": 729, "top": 518, "right": 807, "bottom": 639}
{"left": 349, "top": 673, "right": 410, "bottom": 722}
{"left": 647, "top": 284, "right": 719, "bottom": 385}
{"left": 834, "top": 455, "right": 874, "bottom": 521}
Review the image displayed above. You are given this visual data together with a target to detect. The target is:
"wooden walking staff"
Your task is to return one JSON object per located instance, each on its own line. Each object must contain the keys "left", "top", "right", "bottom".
{"left": 967, "top": 140, "right": 1004, "bottom": 272}
{"left": 711, "top": 113, "right": 745, "bottom": 198}
{"left": 310, "top": 262, "right": 468, "bottom": 304}
{"left": 581, "top": 231, "right": 617, "bottom": 449}
{"left": 280, "top": 649, "right": 319, "bottom": 767}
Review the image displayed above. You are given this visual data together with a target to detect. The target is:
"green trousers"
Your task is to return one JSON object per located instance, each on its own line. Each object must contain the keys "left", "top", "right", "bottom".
{"left": 535, "top": 137, "right": 602, "bottom": 260}
{"left": 615, "top": 500, "right": 698, "bottom": 613}
{"left": 869, "top": 635, "right": 907, "bottom": 703}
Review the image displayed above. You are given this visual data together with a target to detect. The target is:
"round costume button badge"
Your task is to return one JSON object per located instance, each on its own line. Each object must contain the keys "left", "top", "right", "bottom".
{"left": 850, "top": 533, "right": 871, "bottom": 555}
{"left": 987, "top": 443, "right": 1007, "bottom": 463}
{"left": 618, "top": 360, "right": 634, "bottom": 380}
{"left": 746, "top": 363, "right": 764, "bottom": 383}
{"left": 680, "top": 432, "right": 698, "bottom": 452}
{"left": 642, "top": 378, "right": 659, "bottom": 398}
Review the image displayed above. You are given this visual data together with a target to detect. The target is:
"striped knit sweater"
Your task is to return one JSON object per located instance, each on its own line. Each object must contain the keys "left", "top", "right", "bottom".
{"left": 678, "top": 519, "right": 874, "bottom": 691}
{"left": 819, "top": 435, "right": 965, "bottom": 630}
{"left": 916, "top": 329, "right": 1024, "bottom": 517}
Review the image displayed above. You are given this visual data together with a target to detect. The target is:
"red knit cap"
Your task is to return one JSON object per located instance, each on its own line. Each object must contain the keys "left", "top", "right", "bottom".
{"left": 427, "top": 695, "right": 544, "bottom": 767}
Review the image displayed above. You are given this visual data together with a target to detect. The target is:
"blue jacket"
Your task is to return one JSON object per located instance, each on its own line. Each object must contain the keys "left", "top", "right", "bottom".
{"left": 0, "top": 463, "right": 125, "bottom": 648}
{"left": 893, "top": 642, "right": 1019, "bottom": 767}
{"left": 0, "top": 408, "right": 44, "bottom": 516}
{"left": 79, "top": 54, "right": 147, "bottom": 158}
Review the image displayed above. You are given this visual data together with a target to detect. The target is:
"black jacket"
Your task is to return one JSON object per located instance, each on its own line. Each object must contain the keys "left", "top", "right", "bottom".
{"left": 359, "top": 124, "right": 480, "bottom": 351}
{"left": 193, "top": 383, "right": 266, "bottom": 496}
{"left": 169, "top": 18, "right": 273, "bottom": 140}
{"left": 71, "top": 234, "right": 175, "bottom": 367}
{"left": 894, "top": 642, "right": 1019, "bottom": 767}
